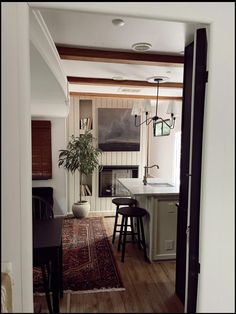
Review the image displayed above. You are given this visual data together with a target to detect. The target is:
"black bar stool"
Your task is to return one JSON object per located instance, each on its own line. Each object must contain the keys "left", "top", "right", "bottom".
{"left": 117, "top": 206, "right": 148, "bottom": 263}
{"left": 112, "top": 197, "right": 137, "bottom": 244}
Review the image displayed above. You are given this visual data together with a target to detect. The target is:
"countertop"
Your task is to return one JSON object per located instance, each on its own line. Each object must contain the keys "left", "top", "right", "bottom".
{"left": 118, "top": 177, "right": 179, "bottom": 196}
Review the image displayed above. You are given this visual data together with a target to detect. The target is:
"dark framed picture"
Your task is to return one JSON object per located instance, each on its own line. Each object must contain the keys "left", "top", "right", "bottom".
{"left": 98, "top": 108, "right": 140, "bottom": 151}
{"left": 153, "top": 119, "right": 171, "bottom": 137}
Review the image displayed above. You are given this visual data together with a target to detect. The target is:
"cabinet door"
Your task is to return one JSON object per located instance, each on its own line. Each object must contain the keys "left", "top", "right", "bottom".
{"left": 155, "top": 200, "right": 177, "bottom": 260}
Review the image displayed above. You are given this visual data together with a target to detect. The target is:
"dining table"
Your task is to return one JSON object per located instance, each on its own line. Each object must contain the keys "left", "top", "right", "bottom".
{"left": 33, "top": 216, "right": 64, "bottom": 313}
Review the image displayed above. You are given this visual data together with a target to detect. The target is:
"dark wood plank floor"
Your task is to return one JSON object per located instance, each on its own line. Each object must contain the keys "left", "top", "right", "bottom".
{"left": 34, "top": 215, "right": 184, "bottom": 313}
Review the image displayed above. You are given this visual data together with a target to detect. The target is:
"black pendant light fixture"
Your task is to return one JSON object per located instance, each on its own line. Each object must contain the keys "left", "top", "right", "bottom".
{"left": 134, "top": 76, "right": 177, "bottom": 129}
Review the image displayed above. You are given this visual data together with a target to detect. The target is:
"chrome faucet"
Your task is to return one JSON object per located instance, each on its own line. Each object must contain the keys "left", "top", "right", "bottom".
{"left": 143, "top": 164, "right": 159, "bottom": 185}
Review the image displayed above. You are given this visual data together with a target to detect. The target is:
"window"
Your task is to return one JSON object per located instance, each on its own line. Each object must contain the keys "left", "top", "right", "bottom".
{"left": 153, "top": 119, "right": 171, "bottom": 137}
{"left": 32, "top": 120, "right": 52, "bottom": 180}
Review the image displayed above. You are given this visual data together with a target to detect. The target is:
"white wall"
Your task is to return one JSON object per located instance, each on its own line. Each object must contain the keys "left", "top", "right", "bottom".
{"left": 35, "top": 3, "right": 234, "bottom": 313}
{"left": 196, "top": 10, "right": 235, "bottom": 313}
{"left": 149, "top": 100, "right": 182, "bottom": 182}
{"left": 32, "top": 117, "right": 67, "bottom": 215}
{"left": 1, "top": 3, "right": 33, "bottom": 312}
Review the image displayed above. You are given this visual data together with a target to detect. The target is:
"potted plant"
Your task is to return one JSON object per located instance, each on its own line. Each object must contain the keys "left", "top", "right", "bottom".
{"left": 58, "top": 130, "right": 102, "bottom": 218}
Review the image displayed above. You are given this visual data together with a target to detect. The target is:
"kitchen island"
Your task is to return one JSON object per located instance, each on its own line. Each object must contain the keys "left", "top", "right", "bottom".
{"left": 117, "top": 177, "right": 179, "bottom": 262}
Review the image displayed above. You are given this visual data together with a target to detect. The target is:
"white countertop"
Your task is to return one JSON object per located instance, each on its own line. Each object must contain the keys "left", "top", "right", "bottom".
{"left": 118, "top": 177, "right": 179, "bottom": 196}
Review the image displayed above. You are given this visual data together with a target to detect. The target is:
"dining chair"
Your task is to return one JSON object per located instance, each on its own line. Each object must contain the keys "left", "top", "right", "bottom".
{"left": 32, "top": 195, "right": 54, "bottom": 313}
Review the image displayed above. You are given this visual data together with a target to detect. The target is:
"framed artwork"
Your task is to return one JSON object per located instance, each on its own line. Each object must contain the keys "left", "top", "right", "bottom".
{"left": 98, "top": 108, "right": 140, "bottom": 151}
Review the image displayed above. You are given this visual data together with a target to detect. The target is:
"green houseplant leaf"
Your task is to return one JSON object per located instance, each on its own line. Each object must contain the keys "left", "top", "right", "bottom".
{"left": 58, "top": 130, "right": 102, "bottom": 202}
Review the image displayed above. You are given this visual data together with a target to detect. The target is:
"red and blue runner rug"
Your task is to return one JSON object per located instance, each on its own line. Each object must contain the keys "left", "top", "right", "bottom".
{"left": 33, "top": 216, "right": 125, "bottom": 294}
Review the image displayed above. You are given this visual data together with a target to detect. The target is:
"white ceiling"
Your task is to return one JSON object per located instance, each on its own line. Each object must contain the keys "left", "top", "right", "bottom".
{"left": 37, "top": 9, "right": 198, "bottom": 54}
{"left": 28, "top": 4, "right": 206, "bottom": 97}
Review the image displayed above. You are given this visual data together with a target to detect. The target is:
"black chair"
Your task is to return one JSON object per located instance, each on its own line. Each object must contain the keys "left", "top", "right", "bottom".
{"left": 32, "top": 187, "right": 54, "bottom": 208}
{"left": 32, "top": 195, "right": 54, "bottom": 313}
{"left": 117, "top": 206, "right": 148, "bottom": 263}
{"left": 112, "top": 197, "right": 137, "bottom": 244}
{"left": 32, "top": 196, "right": 54, "bottom": 221}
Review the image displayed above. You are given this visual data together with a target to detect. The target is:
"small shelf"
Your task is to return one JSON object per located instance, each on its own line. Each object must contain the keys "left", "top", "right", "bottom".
{"left": 78, "top": 99, "right": 94, "bottom": 198}
{"left": 79, "top": 129, "right": 94, "bottom": 135}
{"left": 81, "top": 174, "right": 93, "bottom": 196}
{"left": 79, "top": 99, "right": 93, "bottom": 131}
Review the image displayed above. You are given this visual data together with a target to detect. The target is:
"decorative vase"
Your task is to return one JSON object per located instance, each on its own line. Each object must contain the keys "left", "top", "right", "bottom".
{"left": 72, "top": 201, "right": 90, "bottom": 218}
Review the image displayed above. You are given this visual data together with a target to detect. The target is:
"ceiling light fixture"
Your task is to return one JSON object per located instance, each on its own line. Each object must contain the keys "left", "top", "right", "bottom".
{"left": 112, "top": 18, "right": 125, "bottom": 26}
{"left": 132, "top": 76, "right": 178, "bottom": 131}
{"left": 132, "top": 42, "right": 152, "bottom": 52}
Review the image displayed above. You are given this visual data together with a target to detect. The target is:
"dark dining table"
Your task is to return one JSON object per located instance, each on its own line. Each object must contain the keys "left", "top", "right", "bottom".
{"left": 33, "top": 217, "right": 64, "bottom": 313}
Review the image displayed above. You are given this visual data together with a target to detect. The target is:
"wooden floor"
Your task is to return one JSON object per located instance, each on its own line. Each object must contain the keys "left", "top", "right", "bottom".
{"left": 34, "top": 215, "right": 184, "bottom": 313}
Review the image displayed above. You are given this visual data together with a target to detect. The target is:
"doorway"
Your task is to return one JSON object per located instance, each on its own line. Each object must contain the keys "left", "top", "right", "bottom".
{"left": 30, "top": 6, "right": 208, "bottom": 312}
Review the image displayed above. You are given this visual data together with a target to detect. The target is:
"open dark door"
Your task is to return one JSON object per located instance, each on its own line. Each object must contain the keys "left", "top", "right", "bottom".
{"left": 186, "top": 27, "right": 208, "bottom": 313}
{"left": 175, "top": 41, "right": 194, "bottom": 304}
{"left": 175, "top": 28, "right": 208, "bottom": 313}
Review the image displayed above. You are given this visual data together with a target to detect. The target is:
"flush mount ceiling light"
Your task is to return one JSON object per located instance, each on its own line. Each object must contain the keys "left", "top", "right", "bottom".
{"left": 112, "top": 18, "right": 125, "bottom": 26}
{"left": 146, "top": 76, "right": 169, "bottom": 84}
{"left": 132, "top": 76, "right": 178, "bottom": 131}
{"left": 132, "top": 42, "right": 152, "bottom": 52}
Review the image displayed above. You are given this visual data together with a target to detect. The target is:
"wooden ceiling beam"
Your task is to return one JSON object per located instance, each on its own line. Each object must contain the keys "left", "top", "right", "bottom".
{"left": 57, "top": 45, "right": 184, "bottom": 66}
{"left": 70, "top": 92, "right": 182, "bottom": 101}
{"left": 67, "top": 76, "right": 183, "bottom": 88}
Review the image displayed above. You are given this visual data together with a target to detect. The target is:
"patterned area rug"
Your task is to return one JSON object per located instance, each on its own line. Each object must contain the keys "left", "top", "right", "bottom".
{"left": 33, "top": 216, "right": 125, "bottom": 294}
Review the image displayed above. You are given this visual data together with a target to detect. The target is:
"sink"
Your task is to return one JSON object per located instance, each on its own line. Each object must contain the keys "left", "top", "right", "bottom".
{"left": 147, "top": 182, "right": 174, "bottom": 187}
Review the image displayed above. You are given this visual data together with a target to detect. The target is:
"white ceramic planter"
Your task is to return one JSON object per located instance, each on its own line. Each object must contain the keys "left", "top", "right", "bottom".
{"left": 72, "top": 201, "right": 90, "bottom": 218}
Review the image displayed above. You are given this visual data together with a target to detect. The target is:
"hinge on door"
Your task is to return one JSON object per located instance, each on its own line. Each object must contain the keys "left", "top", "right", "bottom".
{"left": 186, "top": 225, "right": 190, "bottom": 235}
{"left": 198, "top": 262, "right": 201, "bottom": 274}
{"left": 205, "top": 71, "right": 209, "bottom": 82}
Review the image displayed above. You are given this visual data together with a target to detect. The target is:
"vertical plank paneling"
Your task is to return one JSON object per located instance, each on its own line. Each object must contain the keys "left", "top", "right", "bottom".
{"left": 100, "top": 198, "right": 105, "bottom": 213}
{"left": 101, "top": 153, "right": 105, "bottom": 165}
{"left": 74, "top": 98, "right": 80, "bottom": 200}
{"left": 122, "top": 152, "right": 127, "bottom": 165}
{"left": 126, "top": 152, "right": 132, "bottom": 165}
{"left": 93, "top": 98, "right": 98, "bottom": 142}
{"left": 123, "top": 98, "right": 128, "bottom": 109}
{"left": 116, "top": 152, "right": 122, "bottom": 165}
{"left": 68, "top": 97, "right": 77, "bottom": 210}
{"left": 67, "top": 95, "right": 144, "bottom": 213}
{"left": 106, "top": 152, "right": 112, "bottom": 165}
{"left": 111, "top": 152, "right": 116, "bottom": 165}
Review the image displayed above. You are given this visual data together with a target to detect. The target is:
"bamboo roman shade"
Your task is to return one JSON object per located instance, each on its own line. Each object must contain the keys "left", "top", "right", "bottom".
{"left": 32, "top": 120, "right": 52, "bottom": 180}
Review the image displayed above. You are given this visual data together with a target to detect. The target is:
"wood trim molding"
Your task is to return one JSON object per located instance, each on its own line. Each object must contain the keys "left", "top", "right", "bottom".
{"left": 70, "top": 92, "right": 182, "bottom": 100}
{"left": 67, "top": 76, "right": 183, "bottom": 89}
{"left": 30, "top": 11, "right": 68, "bottom": 98}
{"left": 56, "top": 45, "right": 184, "bottom": 66}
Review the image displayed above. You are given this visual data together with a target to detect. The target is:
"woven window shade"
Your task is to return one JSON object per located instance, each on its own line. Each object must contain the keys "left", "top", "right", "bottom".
{"left": 32, "top": 120, "right": 52, "bottom": 180}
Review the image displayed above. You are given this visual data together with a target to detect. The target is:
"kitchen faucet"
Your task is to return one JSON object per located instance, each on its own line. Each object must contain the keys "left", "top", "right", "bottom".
{"left": 143, "top": 164, "right": 159, "bottom": 185}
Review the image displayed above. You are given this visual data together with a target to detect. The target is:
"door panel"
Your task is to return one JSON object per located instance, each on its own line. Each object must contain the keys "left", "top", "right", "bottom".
{"left": 187, "top": 28, "right": 208, "bottom": 313}
{"left": 175, "top": 41, "right": 194, "bottom": 304}
{"left": 175, "top": 28, "right": 207, "bottom": 313}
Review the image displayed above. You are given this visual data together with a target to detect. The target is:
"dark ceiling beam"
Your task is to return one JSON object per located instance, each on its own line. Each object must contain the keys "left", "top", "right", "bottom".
{"left": 57, "top": 45, "right": 184, "bottom": 66}
{"left": 67, "top": 76, "right": 183, "bottom": 89}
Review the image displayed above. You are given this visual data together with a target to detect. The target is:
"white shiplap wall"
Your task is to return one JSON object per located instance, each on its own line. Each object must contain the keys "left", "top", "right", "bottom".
{"left": 67, "top": 95, "right": 147, "bottom": 214}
